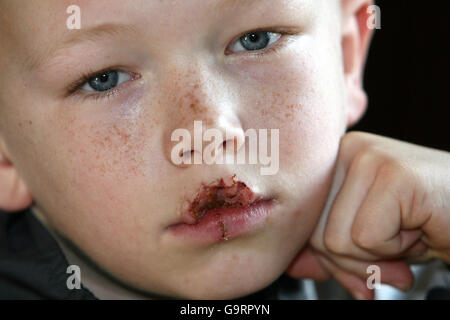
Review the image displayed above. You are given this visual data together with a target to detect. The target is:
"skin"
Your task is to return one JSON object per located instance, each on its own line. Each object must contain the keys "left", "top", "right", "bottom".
{"left": 1, "top": 0, "right": 447, "bottom": 299}
{"left": 288, "top": 132, "right": 450, "bottom": 299}
{"left": 0, "top": 0, "right": 354, "bottom": 299}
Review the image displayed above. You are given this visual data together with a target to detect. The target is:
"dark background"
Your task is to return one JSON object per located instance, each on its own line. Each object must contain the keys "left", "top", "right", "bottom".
{"left": 352, "top": 0, "right": 449, "bottom": 151}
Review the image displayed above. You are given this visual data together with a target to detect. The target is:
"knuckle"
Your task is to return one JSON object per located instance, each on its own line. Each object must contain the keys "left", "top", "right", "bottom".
{"left": 339, "top": 131, "right": 366, "bottom": 159}
{"left": 351, "top": 225, "right": 376, "bottom": 250}
{"left": 339, "top": 131, "right": 358, "bottom": 151}
{"left": 323, "top": 229, "right": 348, "bottom": 255}
{"left": 341, "top": 131, "right": 369, "bottom": 149}
{"left": 377, "top": 159, "right": 403, "bottom": 183}
{"left": 347, "top": 147, "right": 378, "bottom": 179}
{"left": 376, "top": 158, "right": 415, "bottom": 194}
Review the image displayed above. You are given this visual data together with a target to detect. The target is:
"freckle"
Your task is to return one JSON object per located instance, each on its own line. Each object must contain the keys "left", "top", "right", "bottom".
{"left": 205, "top": 117, "right": 215, "bottom": 126}
{"left": 18, "top": 122, "right": 22, "bottom": 128}
{"left": 113, "top": 124, "right": 132, "bottom": 143}
{"left": 28, "top": 120, "right": 33, "bottom": 125}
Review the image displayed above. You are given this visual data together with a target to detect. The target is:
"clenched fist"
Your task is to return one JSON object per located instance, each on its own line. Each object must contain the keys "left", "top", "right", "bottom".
{"left": 287, "top": 131, "right": 450, "bottom": 300}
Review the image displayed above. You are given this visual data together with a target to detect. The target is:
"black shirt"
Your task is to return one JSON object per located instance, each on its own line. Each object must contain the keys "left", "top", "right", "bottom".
{"left": 0, "top": 208, "right": 97, "bottom": 299}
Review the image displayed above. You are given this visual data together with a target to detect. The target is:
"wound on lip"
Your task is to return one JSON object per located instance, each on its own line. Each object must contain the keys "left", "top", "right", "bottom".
{"left": 189, "top": 174, "right": 259, "bottom": 222}
{"left": 219, "top": 220, "right": 228, "bottom": 241}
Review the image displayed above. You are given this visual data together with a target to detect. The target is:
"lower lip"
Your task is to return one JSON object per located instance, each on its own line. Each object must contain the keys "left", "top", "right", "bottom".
{"left": 167, "top": 199, "right": 276, "bottom": 244}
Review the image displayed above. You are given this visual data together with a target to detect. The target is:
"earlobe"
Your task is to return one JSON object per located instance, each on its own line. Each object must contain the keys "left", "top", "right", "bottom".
{"left": 0, "top": 145, "right": 33, "bottom": 212}
{"left": 341, "top": 0, "right": 375, "bottom": 128}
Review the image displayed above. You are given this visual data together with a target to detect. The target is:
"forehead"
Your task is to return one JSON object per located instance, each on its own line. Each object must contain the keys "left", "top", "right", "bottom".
{"left": 1, "top": 0, "right": 316, "bottom": 41}
{"left": 2, "top": 0, "right": 313, "bottom": 33}
{"left": 0, "top": 0, "right": 333, "bottom": 73}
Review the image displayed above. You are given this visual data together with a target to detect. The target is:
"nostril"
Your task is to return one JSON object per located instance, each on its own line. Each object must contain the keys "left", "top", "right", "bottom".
{"left": 222, "top": 137, "right": 239, "bottom": 152}
{"left": 179, "top": 149, "right": 195, "bottom": 158}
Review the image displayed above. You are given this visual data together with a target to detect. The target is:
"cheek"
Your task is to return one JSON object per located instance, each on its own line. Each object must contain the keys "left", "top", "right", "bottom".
{"left": 38, "top": 101, "right": 164, "bottom": 231}
{"left": 66, "top": 119, "right": 145, "bottom": 181}
{"left": 235, "top": 46, "right": 344, "bottom": 170}
{"left": 231, "top": 38, "right": 345, "bottom": 240}
{"left": 54, "top": 87, "right": 158, "bottom": 189}
{"left": 40, "top": 112, "right": 168, "bottom": 261}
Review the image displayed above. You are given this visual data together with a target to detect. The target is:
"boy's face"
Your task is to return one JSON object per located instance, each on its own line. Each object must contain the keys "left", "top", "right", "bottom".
{"left": 0, "top": 0, "right": 368, "bottom": 298}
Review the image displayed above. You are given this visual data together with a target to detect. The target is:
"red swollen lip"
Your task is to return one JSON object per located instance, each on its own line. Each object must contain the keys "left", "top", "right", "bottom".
{"left": 167, "top": 175, "right": 276, "bottom": 243}
{"left": 182, "top": 174, "right": 262, "bottom": 225}
{"left": 170, "top": 199, "right": 275, "bottom": 242}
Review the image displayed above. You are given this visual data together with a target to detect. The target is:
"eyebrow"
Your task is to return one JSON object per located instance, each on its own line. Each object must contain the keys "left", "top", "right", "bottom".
{"left": 25, "top": 23, "right": 138, "bottom": 71}
{"left": 212, "top": 0, "right": 267, "bottom": 12}
{"left": 60, "top": 23, "right": 138, "bottom": 49}
{"left": 26, "top": 0, "right": 267, "bottom": 71}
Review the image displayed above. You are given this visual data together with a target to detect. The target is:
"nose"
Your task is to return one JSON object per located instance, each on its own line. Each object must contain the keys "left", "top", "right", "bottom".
{"left": 163, "top": 67, "right": 245, "bottom": 168}
{"left": 170, "top": 119, "right": 245, "bottom": 168}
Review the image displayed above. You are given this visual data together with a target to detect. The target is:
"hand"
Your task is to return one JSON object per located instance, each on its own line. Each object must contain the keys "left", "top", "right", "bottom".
{"left": 286, "top": 131, "right": 450, "bottom": 299}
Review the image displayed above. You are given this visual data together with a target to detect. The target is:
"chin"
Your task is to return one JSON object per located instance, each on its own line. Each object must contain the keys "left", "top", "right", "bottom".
{"left": 173, "top": 279, "right": 276, "bottom": 300}
{"left": 162, "top": 254, "right": 287, "bottom": 300}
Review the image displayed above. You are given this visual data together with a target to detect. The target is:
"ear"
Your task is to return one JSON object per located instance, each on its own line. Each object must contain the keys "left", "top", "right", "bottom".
{"left": 341, "top": 0, "right": 375, "bottom": 128}
{"left": 0, "top": 138, "right": 33, "bottom": 212}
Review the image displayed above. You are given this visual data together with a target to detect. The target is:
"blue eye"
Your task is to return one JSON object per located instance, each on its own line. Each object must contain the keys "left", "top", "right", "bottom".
{"left": 229, "top": 31, "right": 282, "bottom": 53}
{"left": 82, "top": 70, "right": 131, "bottom": 92}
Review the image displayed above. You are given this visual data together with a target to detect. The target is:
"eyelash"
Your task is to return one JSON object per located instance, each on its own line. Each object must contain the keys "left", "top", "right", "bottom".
{"left": 226, "top": 27, "right": 298, "bottom": 58}
{"left": 66, "top": 28, "right": 297, "bottom": 100}
{"left": 66, "top": 67, "right": 139, "bottom": 101}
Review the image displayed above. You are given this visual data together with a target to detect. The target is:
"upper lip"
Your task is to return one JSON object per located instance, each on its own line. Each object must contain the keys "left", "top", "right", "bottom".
{"left": 174, "top": 174, "right": 271, "bottom": 226}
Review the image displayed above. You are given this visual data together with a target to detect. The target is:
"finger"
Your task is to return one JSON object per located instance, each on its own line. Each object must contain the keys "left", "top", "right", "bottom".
{"left": 286, "top": 246, "right": 331, "bottom": 281}
{"left": 316, "top": 254, "right": 375, "bottom": 300}
{"left": 322, "top": 151, "right": 381, "bottom": 261}
{"left": 311, "top": 132, "right": 369, "bottom": 239}
{"left": 327, "top": 253, "right": 415, "bottom": 292}
{"left": 351, "top": 170, "right": 424, "bottom": 257}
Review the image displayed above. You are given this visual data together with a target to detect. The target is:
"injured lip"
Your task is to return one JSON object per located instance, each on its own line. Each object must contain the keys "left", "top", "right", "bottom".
{"left": 186, "top": 174, "right": 263, "bottom": 224}
{"left": 167, "top": 175, "right": 276, "bottom": 243}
